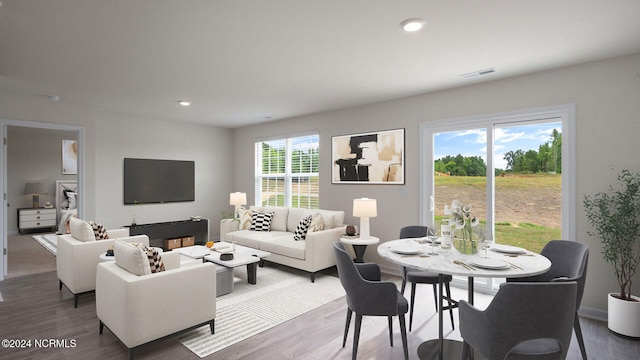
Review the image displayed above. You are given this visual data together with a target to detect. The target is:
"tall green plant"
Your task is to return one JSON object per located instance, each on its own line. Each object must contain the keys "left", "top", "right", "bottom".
{"left": 584, "top": 169, "right": 640, "bottom": 301}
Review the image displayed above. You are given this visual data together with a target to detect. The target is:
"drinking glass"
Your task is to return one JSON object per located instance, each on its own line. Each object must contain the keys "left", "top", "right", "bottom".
{"left": 484, "top": 238, "right": 494, "bottom": 258}
{"left": 426, "top": 227, "right": 439, "bottom": 255}
{"left": 440, "top": 223, "right": 452, "bottom": 263}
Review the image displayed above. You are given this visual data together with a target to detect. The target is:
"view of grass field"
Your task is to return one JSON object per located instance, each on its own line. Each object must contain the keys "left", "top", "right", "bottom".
{"left": 435, "top": 174, "right": 562, "bottom": 253}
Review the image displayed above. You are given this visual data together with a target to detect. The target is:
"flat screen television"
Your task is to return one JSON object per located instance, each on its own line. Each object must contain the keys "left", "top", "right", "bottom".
{"left": 123, "top": 158, "right": 195, "bottom": 204}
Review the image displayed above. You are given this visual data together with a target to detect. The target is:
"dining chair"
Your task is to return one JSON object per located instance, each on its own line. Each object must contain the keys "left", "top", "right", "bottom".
{"left": 398, "top": 225, "right": 454, "bottom": 331}
{"left": 333, "top": 242, "right": 409, "bottom": 360}
{"left": 506, "top": 240, "right": 589, "bottom": 360}
{"left": 459, "top": 281, "right": 578, "bottom": 360}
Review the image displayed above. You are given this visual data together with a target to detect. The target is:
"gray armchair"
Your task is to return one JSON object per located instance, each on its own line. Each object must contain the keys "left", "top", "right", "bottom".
{"left": 333, "top": 242, "right": 409, "bottom": 360}
{"left": 399, "top": 225, "right": 454, "bottom": 331}
{"left": 459, "top": 282, "right": 577, "bottom": 360}
{"left": 506, "top": 240, "right": 589, "bottom": 360}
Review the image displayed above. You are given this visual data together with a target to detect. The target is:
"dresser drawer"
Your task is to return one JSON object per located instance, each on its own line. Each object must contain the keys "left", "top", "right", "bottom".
{"left": 20, "top": 208, "right": 56, "bottom": 217}
{"left": 20, "top": 219, "right": 56, "bottom": 229}
{"left": 21, "top": 213, "right": 56, "bottom": 222}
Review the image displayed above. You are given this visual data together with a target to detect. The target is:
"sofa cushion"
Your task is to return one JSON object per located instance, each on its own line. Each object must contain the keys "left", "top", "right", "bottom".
{"left": 263, "top": 206, "right": 289, "bottom": 231}
{"left": 114, "top": 240, "right": 151, "bottom": 276}
{"left": 258, "top": 235, "right": 306, "bottom": 260}
{"left": 309, "top": 214, "right": 325, "bottom": 232}
{"left": 146, "top": 247, "right": 166, "bottom": 273}
{"left": 69, "top": 217, "right": 96, "bottom": 242}
{"left": 318, "top": 210, "right": 345, "bottom": 229}
{"left": 294, "top": 215, "right": 313, "bottom": 241}
{"left": 251, "top": 212, "right": 273, "bottom": 231}
{"left": 230, "top": 230, "right": 291, "bottom": 249}
{"left": 287, "top": 208, "right": 318, "bottom": 232}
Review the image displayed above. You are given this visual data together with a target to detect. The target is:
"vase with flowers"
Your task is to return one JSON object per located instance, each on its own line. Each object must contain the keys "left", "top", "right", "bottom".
{"left": 446, "top": 200, "right": 481, "bottom": 255}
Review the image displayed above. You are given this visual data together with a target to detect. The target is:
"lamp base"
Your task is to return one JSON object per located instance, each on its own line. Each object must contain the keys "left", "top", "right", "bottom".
{"left": 32, "top": 194, "right": 40, "bottom": 209}
{"left": 359, "top": 217, "right": 371, "bottom": 240}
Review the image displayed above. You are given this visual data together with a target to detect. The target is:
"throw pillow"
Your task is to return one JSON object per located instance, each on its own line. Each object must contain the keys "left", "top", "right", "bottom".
{"left": 309, "top": 214, "right": 324, "bottom": 232}
{"left": 239, "top": 208, "right": 253, "bottom": 230}
{"left": 69, "top": 217, "right": 96, "bottom": 242}
{"left": 67, "top": 192, "right": 78, "bottom": 210}
{"left": 145, "top": 247, "right": 165, "bottom": 273}
{"left": 89, "top": 221, "right": 109, "bottom": 240}
{"left": 294, "top": 215, "right": 313, "bottom": 241}
{"left": 251, "top": 212, "right": 273, "bottom": 232}
{"left": 114, "top": 240, "right": 152, "bottom": 276}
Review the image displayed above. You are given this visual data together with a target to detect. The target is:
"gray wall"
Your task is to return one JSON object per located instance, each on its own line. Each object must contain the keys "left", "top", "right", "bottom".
{"left": 232, "top": 53, "right": 640, "bottom": 313}
{"left": 6, "top": 127, "right": 77, "bottom": 234}
{"left": 93, "top": 112, "right": 233, "bottom": 233}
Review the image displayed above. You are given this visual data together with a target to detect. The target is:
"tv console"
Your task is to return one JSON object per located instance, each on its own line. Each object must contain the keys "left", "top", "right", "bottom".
{"left": 126, "top": 219, "right": 209, "bottom": 250}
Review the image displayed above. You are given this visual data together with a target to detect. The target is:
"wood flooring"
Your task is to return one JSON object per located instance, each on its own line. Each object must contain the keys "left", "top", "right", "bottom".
{"left": 0, "top": 239, "right": 638, "bottom": 359}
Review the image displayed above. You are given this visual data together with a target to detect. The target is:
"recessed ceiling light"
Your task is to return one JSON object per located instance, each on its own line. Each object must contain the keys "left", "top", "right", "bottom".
{"left": 46, "top": 95, "right": 61, "bottom": 102}
{"left": 400, "top": 18, "right": 426, "bottom": 32}
{"left": 459, "top": 68, "right": 496, "bottom": 79}
{"left": 178, "top": 100, "right": 191, "bottom": 106}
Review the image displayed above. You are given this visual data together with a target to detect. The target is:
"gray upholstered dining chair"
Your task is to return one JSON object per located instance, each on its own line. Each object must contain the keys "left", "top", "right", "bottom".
{"left": 399, "top": 225, "right": 454, "bottom": 331}
{"left": 459, "top": 281, "right": 578, "bottom": 360}
{"left": 333, "top": 242, "right": 409, "bottom": 360}
{"left": 506, "top": 240, "right": 589, "bottom": 360}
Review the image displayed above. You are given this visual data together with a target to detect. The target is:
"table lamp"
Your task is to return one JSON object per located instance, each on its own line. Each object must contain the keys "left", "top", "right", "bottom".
{"left": 353, "top": 198, "right": 377, "bottom": 240}
{"left": 229, "top": 192, "right": 247, "bottom": 219}
{"left": 24, "top": 182, "right": 47, "bottom": 208}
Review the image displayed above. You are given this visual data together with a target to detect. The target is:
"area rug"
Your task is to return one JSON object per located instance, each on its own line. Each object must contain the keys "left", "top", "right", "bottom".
{"left": 178, "top": 265, "right": 345, "bottom": 358}
{"left": 32, "top": 234, "right": 58, "bottom": 256}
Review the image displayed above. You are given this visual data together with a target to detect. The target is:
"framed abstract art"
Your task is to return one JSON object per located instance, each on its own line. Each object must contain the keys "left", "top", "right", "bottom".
{"left": 332, "top": 128, "right": 405, "bottom": 184}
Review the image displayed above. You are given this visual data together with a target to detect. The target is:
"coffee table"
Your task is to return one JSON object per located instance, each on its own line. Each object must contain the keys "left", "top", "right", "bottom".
{"left": 203, "top": 242, "right": 271, "bottom": 285}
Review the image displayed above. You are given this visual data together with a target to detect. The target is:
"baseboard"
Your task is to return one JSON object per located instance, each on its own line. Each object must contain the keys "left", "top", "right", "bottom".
{"left": 579, "top": 306, "right": 607, "bottom": 322}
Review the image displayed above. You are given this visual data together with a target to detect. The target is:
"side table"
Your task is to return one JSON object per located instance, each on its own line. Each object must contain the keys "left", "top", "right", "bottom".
{"left": 340, "top": 236, "right": 380, "bottom": 263}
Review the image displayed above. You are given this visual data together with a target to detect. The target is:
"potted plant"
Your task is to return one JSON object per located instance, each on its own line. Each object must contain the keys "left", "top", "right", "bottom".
{"left": 584, "top": 169, "right": 640, "bottom": 337}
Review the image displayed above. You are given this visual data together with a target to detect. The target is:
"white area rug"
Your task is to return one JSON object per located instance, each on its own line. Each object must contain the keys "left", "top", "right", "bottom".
{"left": 32, "top": 234, "right": 58, "bottom": 256}
{"left": 178, "top": 265, "right": 345, "bottom": 358}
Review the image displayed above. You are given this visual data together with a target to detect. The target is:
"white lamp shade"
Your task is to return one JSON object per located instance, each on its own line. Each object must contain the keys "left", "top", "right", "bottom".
{"left": 229, "top": 192, "right": 247, "bottom": 206}
{"left": 353, "top": 198, "right": 377, "bottom": 218}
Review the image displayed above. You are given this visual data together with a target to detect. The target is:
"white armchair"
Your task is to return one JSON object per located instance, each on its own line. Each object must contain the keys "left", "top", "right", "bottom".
{"left": 96, "top": 250, "right": 216, "bottom": 360}
{"left": 56, "top": 218, "right": 145, "bottom": 307}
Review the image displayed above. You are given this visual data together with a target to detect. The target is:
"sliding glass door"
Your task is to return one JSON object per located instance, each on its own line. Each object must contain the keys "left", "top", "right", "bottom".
{"left": 421, "top": 105, "right": 575, "bottom": 292}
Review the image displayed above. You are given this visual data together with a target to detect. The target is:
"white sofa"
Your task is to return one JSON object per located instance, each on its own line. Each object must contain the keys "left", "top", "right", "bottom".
{"left": 224, "top": 206, "right": 346, "bottom": 282}
{"left": 57, "top": 217, "right": 147, "bottom": 307}
{"left": 96, "top": 246, "right": 216, "bottom": 360}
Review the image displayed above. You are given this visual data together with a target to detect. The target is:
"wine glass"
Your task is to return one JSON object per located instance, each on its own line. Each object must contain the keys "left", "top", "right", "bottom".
{"left": 484, "top": 238, "right": 494, "bottom": 258}
{"left": 426, "top": 227, "right": 439, "bottom": 255}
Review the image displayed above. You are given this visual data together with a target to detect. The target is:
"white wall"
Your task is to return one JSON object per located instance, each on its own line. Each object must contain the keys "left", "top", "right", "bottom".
{"left": 232, "top": 53, "right": 640, "bottom": 313}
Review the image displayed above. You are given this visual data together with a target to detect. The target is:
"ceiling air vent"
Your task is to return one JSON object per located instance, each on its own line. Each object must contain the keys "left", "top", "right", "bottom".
{"left": 459, "top": 68, "right": 496, "bottom": 79}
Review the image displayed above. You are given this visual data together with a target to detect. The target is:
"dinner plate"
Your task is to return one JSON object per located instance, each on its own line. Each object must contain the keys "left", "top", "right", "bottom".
{"left": 468, "top": 257, "right": 510, "bottom": 270}
{"left": 390, "top": 243, "right": 423, "bottom": 255}
{"left": 491, "top": 244, "right": 527, "bottom": 254}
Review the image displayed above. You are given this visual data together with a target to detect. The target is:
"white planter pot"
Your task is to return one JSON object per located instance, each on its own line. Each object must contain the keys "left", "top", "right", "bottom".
{"left": 608, "top": 292, "right": 640, "bottom": 338}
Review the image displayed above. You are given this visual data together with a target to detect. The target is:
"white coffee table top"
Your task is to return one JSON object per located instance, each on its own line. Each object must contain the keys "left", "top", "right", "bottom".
{"left": 204, "top": 242, "right": 270, "bottom": 268}
{"left": 172, "top": 245, "right": 212, "bottom": 259}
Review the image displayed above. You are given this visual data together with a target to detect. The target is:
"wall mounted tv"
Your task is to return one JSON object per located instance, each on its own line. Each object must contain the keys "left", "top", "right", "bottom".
{"left": 123, "top": 158, "right": 195, "bottom": 204}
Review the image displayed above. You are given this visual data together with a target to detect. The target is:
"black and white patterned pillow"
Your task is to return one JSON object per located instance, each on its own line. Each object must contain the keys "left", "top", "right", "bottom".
{"left": 294, "top": 215, "right": 313, "bottom": 241}
{"left": 251, "top": 212, "right": 273, "bottom": 232}
{"left": 89, "top": 220, "right": 109, "bottom": 240}
{"left": 144, "top": 246, "right": 165, "bottom": 273}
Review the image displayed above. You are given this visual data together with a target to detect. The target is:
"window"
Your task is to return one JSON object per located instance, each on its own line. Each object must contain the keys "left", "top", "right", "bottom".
{"left": 255, "top": 134, "right": 319, "bottom": 209}
{"left": 421, "top": 105, "right": 575, "bottom": 292}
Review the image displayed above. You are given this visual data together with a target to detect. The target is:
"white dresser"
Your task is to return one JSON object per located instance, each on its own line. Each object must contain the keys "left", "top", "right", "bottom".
{"left": 18, "top": 208, "right": 56, "bottom": 234}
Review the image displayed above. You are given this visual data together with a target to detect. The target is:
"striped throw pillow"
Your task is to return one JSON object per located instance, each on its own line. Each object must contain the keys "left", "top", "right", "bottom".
{"left": 251, "top": 212, "right": 273, "bottom": 232}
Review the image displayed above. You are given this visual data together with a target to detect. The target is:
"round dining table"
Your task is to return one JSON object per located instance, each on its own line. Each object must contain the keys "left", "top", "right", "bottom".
{"left": 378, "top": 238, "right": 552, "bottom": 360}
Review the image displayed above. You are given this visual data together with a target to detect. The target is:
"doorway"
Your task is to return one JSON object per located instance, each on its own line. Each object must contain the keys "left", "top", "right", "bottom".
{"left": 1, "top": 119, "right": 84, "bottom": 281}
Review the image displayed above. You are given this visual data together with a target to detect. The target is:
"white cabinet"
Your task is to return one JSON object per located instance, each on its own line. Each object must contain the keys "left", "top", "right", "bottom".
{"left": 18, "top": 208, "right": 56, "bottom": 234}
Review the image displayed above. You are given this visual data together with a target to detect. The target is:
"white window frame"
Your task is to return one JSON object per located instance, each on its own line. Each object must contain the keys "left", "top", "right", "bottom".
{"left": 255, "top": 133, "right": 319, "bottom": 209}
{"left": 420, "top": 104, "right": 576, "bottom": 293}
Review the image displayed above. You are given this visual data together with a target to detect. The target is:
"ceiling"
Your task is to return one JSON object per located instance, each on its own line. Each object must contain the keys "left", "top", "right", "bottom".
{"left": 1, "top": 1, "right": 640, "bottom": 129}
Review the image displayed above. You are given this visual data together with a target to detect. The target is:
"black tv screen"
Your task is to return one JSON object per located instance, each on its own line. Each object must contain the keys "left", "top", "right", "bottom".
{"left": 124, "top": 158, "right": 195, "bottom": 204}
